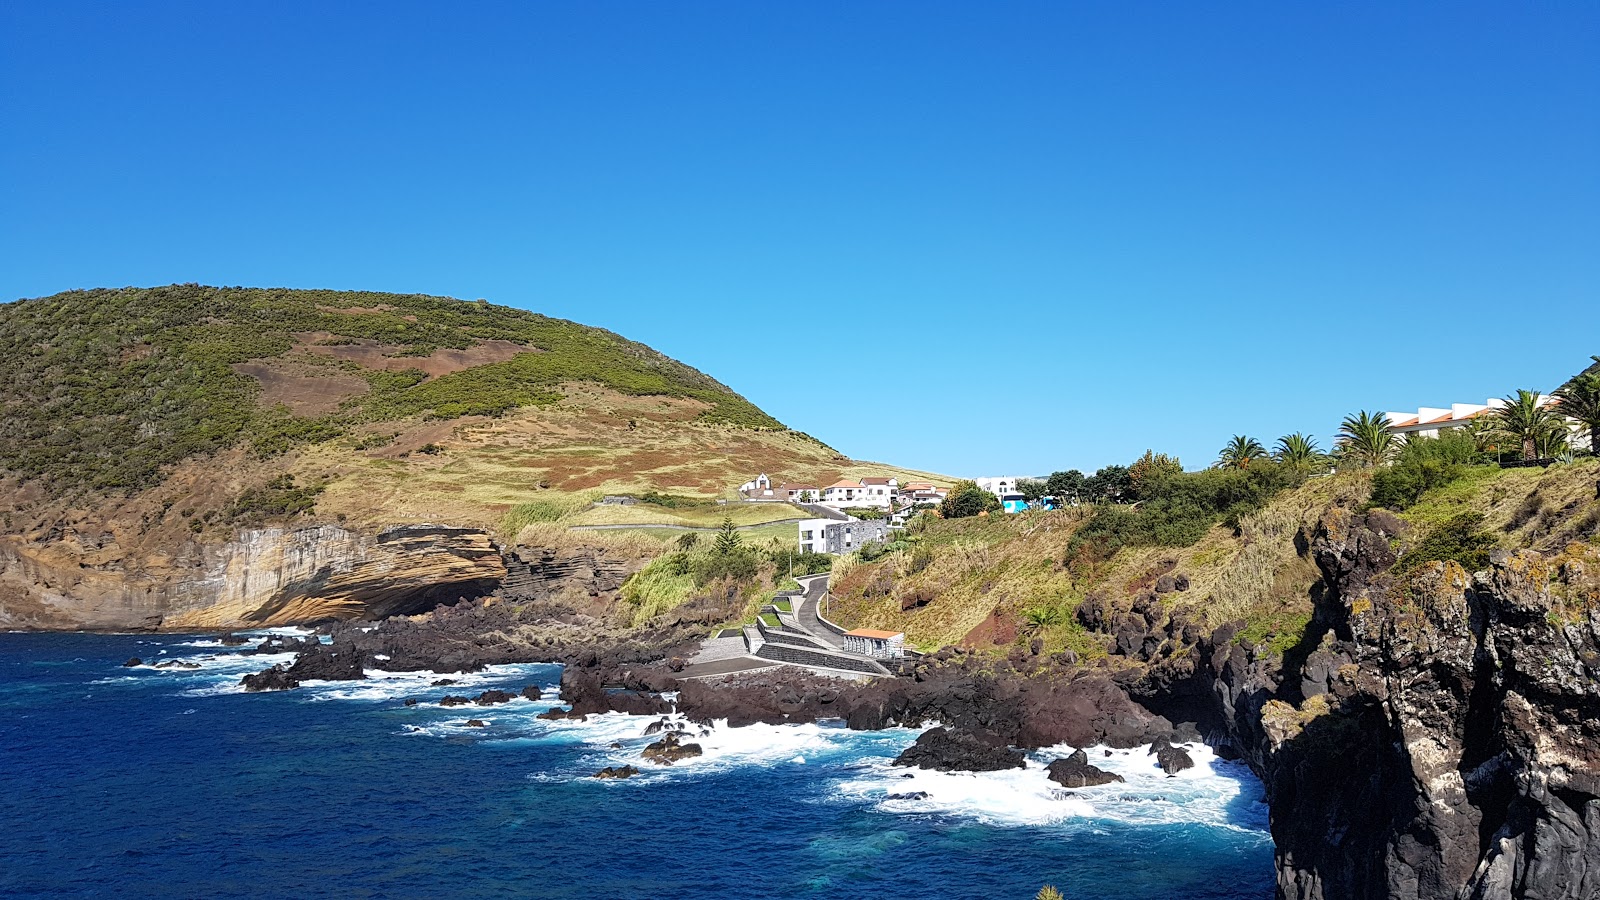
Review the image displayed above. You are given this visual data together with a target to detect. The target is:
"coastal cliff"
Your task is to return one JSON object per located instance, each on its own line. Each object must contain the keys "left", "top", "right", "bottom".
{"left": 0, "top": 523, "right": 505, "bottom": 631}
{"left": 1125, "top": 508, "right": 1600, "bottom": 900}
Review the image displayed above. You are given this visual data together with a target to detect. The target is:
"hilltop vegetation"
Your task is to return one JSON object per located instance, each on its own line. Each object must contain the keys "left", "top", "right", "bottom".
{"left": 831, "top": 355, "right": 1600, "bottom": 660}
{"left": 0, "top": 285, "right": 784, "bottom": 493}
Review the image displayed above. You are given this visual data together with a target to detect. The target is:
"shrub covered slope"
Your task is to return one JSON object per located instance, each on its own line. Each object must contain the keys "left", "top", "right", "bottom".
{"left": 0, "top": 285, "right": 783, "bottom": 492}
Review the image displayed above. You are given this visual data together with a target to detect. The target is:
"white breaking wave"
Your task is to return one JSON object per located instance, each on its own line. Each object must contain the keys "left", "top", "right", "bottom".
{"left": 119, "top": 641, "right": 1267, "bottom": 836}
{"left": 836, "top": 741, "right": 1269, "bottom": 833}
{"left": 304, "top": 664, "right": 552, "bottom": 703}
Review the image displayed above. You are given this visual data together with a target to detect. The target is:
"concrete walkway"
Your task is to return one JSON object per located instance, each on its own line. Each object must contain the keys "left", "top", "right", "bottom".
{"left": 793, "top": 574, "right": 844, "bottom": 650}
{"left": 678, "top": 572, "right": 892, "bottom": 679}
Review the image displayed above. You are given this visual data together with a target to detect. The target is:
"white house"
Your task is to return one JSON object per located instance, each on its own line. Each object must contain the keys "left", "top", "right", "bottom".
{"left": 842, "top": 628, "right": 905, "bottom": 659}
{"left": 777, "top": 483, "right": 822, "bottom": 503}
{"left": 819, "top": 477, "right": 897, "bottom": 510}
{"left": 738, "top": 473, "right": 776, "bottom": 499}
{"left": 797, "top": 518, "right": 834, "bottom": 555}
{"left": 1384, "top": 395, "right": 1590, "bottom": 453}
{"left": 974, "top": 476, "right": 1023, "bottom": 499}
{"left": 900, "top": 482, "right": 948, "bottom": 507}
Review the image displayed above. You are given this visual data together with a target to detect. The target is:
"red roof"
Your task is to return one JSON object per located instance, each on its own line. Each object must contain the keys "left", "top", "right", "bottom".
{"left": 1389, "top": 416, "right": 1419, "bottom": 428}
{"left": 1425, "top": 412, "right": 1456, "bottom": 424}
{"left": 860, "top": 477, "right": 894, "bottom": 485}
{"left": 845, "top": 628, "right": 903, "bottom": 640}
{"left": 826, "top": 480, "right": 860, "bottom": 489}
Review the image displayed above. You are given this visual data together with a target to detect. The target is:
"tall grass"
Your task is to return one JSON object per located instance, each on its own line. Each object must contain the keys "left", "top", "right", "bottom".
{"left": 499, "top": 493, "right": 596, "bottom": 538}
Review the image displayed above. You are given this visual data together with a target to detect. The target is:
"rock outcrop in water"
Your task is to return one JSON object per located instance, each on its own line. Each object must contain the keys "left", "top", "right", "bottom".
{"left": 1045, "top": 749, "right": 1123, "bottom": 787}
{"left": 892, "top": 726, "right": 1025, "bottom": 772}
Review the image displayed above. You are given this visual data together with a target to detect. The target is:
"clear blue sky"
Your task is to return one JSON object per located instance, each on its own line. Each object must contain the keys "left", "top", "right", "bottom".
{"left": 3, "top": 3, "right": 1596, "bottom": 477}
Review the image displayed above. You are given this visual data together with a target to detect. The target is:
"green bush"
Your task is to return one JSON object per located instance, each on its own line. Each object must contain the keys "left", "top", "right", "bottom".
{"left": 692, "top": 549, "right": 760, "bottom": 585}
{"left": 1067, "top": 460, "right": 1302, "bottom": 565}
{"left": 767, "top": 547, "right": 833, "bottom": 575}
{"left": 941, "top": 480, "right": 999, "bottom": 518}
{"left": 1370, "top": 432, "right": 1484, "bottom": 511}
{"left": 1398, "top": 512, "right": 1497, "bottom": 573}
{"left": 226, "top": 475, "right": 325, "bottom": 523}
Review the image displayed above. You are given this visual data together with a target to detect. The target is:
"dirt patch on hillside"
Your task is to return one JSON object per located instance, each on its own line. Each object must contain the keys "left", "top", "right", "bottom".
{"left": 316, "top": 304, "right": 411, "bottom": 319}
{"left": 233, "top": 359, "right": 369, "bottom": 416}
{"left": 295, "top": 333, "right": 533, "bottom": 378}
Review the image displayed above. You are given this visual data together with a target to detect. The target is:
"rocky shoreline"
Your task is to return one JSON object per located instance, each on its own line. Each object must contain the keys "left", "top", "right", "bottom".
{"left": 225, "top": 506, "right": 1600, "bottom": 900}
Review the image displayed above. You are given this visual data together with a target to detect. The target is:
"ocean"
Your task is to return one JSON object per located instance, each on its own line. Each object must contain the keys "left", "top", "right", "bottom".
{"left": 0, "top": 630, "right": 1275, "bottom": 899}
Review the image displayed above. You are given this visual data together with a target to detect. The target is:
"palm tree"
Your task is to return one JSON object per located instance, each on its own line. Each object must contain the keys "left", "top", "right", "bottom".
{"left": 1464, "top": 416, "right": 1503, "bottom": 454}
{"left": 1495, "top": 389, "right": 1561, "bottom": 461}
{"left": 1275, "top": 432, "right": 1320, "bottom": 468}
{"left": 1215, "top": 435, "right": 1267, "bottom": 469}
{"left": 1554, "top": 360, "right": 1600, "bottom": 456}
{"left": 1337, "top": 411, "right": 1395, "bottom": 468}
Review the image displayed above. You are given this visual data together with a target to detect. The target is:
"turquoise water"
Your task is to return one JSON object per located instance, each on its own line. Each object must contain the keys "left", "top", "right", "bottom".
{"left": 0, "top": 631, "right": 1274, "bottom": 898}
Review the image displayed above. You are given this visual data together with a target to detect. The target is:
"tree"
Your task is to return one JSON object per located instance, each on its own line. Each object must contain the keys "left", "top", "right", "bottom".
{"left": 1274, "top": 433, "right": 1320, "bottom": 469}
{"left": 711, "top": 517, "right": 743, "bottom": 555}
{"left": 1554, "top": 359, "right": 1600, "bottom": 456}
{"left": 1128, "top": 450, "right": 1182, "bottom": 499}
{"left": 940, "top": 480, "right": 998, "bottom": 518}
{"left": 675, "top": 532, "right": 699, "bottom": 552}
{"left": 1495, "top": 389, "right": 1561, "bottom": 461}
{"left": 1083, "top": 465, "right": 1132, "bottom": 503}
{"left": 1215, "top": 435, "right": 1267, "bottom": 469}
{"left": 1045, "top": 470, "right": 1086, "bottom": 504}
{"left": 799, "top": 490, "right": 815, "bottom": 503}
{"left": 1464, "top": 416, "right": 1503, "bottom": 454}
{"left": 1017, "top": 477, "right": 1049, "bottom": 503}
{"left": 1337, "top": 411, "right": 1395, "bottom": 468}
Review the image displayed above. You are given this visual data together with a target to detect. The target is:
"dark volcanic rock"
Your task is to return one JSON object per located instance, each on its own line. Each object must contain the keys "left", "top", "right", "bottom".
{"left": 240, "top": 665, "right": 298, "bottom": 692}
{"left": 1155, "top": 743, "right": 1193, "bottom": 775}
{"left": 520, "top": 685, "right": 542, "bottom": 701}
{"left": 886, "top": 791, "right": 931, "bottom": 800}
{"left": 403, "top": 698, "right": 417, "bottom": 707}
{"left": 1046, "top": 750, "right": 1124, "bottom": 788}
{"left": 641, "top": 732, "right": 702, "bottom": 765}
{"left": 438, "top": 695, "right": 471, "bottom": 707}
{"left": 464, "top": 719, "right": 486, "bottom": 727}
{"left": 892, "top": 727, "right": 1025, "bottom": 772}
{"left": 217, "top": 633, "right": 247, "bottom": 647}
{"left": 1144, "top": 507, "right": 1600, "bottom": 900}
{"left": 278, "top": 646, "right": 365, "bottom": 683}
{"left": 593, "top": 765, "right": 640, "bottom": 780}
{"left": 473, "top": 689, "right": 514, "bottom": 706}
{"left": 122, "top": 657, "right": 142, "bottom": 667}
{"left": 247, "top": 634, "right": 321, "bottom": 656}
{"left": 431, "top": 679, "right": 458, "bottom": 687}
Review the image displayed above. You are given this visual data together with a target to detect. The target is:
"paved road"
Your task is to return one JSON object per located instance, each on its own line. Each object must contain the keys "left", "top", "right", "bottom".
{"left": 793, "top": 574, "right": 844, "bottom": 650}
{"left": 568, "top": 519, "right": 804, "bottom": 532}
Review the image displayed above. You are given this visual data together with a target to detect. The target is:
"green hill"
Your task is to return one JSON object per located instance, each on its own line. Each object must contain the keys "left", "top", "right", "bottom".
{"left": 0, "top": 285, "right": 784, "bottom": 493}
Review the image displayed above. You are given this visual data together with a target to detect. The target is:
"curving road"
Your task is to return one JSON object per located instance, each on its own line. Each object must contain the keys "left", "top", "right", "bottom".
{"left": 793, "top": 574, "right": 844, "bottom": 650}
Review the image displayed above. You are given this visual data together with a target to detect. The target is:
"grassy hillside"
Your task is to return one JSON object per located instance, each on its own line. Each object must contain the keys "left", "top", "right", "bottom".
{"left": 0, "top": 285, "right": 948, "bottom": 554}
{"left": 828, "top": 460, "right": 1600, "bottom": 657}
{"left": 0, "top": 285, "right": 785, "bottom": 493}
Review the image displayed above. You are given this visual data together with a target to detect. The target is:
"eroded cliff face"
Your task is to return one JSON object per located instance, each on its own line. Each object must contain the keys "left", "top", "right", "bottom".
{"left": 1187, "top": 508, "right": 1600, "bottom": 900}
{"left": 0, "top": 524, "right": 506, "bottom": 630}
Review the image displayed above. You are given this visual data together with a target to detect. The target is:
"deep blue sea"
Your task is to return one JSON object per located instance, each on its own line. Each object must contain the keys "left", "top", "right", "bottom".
{"left": 1, "top": 630, "right": 1275, "bottom": 899}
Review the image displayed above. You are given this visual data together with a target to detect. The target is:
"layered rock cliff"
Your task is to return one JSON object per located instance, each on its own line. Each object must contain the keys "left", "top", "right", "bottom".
{"left": 0, "top": 524, "right": 506, "bottom": 630}
{"left": 1135, "top": 508, "right": 1600, "bottom": 900}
